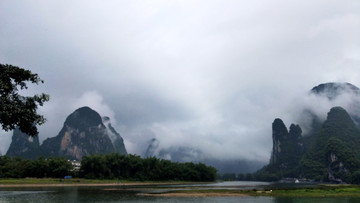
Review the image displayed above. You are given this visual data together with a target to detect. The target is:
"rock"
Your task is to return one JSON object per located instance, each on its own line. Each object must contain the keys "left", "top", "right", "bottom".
{"left": 6, "top": 128, "right": 40, "bottom": 159}
{"left": 270, "top": 119, "right": 304, "bottom": 169}
{"left": 144, "top": 138, "right": 160, "bottom": 157}
{"left": 302, "top": 107, "right": 360, "bottom": 182}
{"left": 41, "top": 106, "right": 127, "bottom": 160}
{"left": 6, "top": 106, "right": 127, "bottom": 160}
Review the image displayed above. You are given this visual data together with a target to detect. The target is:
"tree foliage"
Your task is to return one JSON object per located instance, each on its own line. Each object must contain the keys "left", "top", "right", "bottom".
{"left": 80, "top": 154, "right": 217, "bottom": 181}
{"left": 0, "top": 156, "right": 72, "bottom": 178}
{"left": 0, "top": 63, "right": 49, "bottom": 136}
{"left": 254, "top": 107, "right": 360, "bottom": 183}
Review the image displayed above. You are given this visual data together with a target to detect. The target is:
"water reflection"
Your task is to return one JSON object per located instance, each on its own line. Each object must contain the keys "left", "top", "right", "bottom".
{"left": 0, "top": 182, "right": 359, "bottom": 203}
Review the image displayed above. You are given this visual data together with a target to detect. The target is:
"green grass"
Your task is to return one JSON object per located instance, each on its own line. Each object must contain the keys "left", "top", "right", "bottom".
{"left": 244, "top": 185, "right": 360, "bottom": 197}
{"left": 264, "top": 185, "right": 360, "bottom": 197}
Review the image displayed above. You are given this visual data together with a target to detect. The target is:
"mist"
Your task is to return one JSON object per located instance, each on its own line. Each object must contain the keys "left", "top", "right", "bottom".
{"left": 1, "top": 1, "right": 360, "bottom": 163}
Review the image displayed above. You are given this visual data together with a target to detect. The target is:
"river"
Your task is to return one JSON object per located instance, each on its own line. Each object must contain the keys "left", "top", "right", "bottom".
{"left": 0, "top": 181, "right": 359, "bottom": 202}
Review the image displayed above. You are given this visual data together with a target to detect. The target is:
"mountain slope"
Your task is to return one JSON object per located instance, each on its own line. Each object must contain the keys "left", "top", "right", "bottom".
{"left": 107, "top": 122, "right": 127, "bottom": 155}
{"left": 41, "top": 106, "right": 127, "bottom": 160}
{"left": 311, "top": 82, "right": 360, "bottom": 100}
{"left": 256, "top": 82, "right": 360, "bottom": 182}
{"left": 301, "top": 107, "right": 360, "bottom": 182}
{"left": 270, "top": 119, "right": 304, "bottom": 167}
{"left": 6, "top": 106, "right": 127, "bottom": 160}
{"left": 6, "top": 128, "right": 41, "bottom": 159}
{"left": 310, "top": 82, "right": 360, "bottom": 128}
{"left": 255, "top": 119, "right": 304, "bottom": 180}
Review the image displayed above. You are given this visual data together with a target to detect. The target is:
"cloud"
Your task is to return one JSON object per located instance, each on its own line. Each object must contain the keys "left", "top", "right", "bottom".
{"left": 0, "top": 0, "right": 360, "bottom": 161}
{"left": 72, "top": 91, "right": 116, "bottom": 123}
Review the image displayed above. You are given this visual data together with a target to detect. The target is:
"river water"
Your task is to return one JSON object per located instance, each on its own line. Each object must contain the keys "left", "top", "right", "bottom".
{"left": 0, "top": 181, "right": 359, "bottom": 202}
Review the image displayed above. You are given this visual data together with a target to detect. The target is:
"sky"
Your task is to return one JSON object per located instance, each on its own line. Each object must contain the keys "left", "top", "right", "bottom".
{"left": 0, "top": 0, "right": 359, "bottom": 161}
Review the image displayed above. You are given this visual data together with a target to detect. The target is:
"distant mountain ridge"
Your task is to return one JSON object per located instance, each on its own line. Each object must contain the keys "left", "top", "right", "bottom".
{"left": 311, "top": 82, "right": 360, "bottom": 100}
{"left": 6, "top": 106, "right": 127, "bottom": 160}
{"left": 6, "top": 128, "right": 41, "bottom": 159}
{"left": 144, "top": 138, "right": 265, "bottom": 174}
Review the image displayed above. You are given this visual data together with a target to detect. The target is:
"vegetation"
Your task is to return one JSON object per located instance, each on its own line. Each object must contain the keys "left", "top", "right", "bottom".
{"left": 254, "top": 120, "right": 304, "bottom": 181}
{"left": 254, "top": 107, "right": 360, "bottom": 183}
{"left": 142, "top": 184, "right": 360, "bottom": 197}
{"left": 0, "top": 156, "right": 72, "bottom": 178}
{"left": 0, "top": 178, "right": 126, "bottom": 185}
{"left": 265, "top": 185, "right": 360, "bottom": 197}
{"left": 80, "top": 154, "right": 217, "bottom": 181}
{"left": 300, "top": 107, "right": 360, "bottom": 182}
{"left": 0, "top": 154, "right": 217, "bottom": 182}
{"left": 0, "top": 63, "right": 49, "bottom": 136}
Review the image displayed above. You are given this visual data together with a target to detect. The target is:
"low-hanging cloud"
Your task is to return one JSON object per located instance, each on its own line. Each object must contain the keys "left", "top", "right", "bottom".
{"left": 72, "top": 91, "right": 117, "bottom": 124}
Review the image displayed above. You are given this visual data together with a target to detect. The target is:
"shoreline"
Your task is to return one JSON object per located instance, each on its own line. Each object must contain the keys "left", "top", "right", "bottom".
{"left": 0, "top": 182, "right": 162, "bottom": 188}
{"left": 138, "top": 192, "right": 249, "bottom": 197}
{"left": 0, "top": 179, "right": 199, "bottom": 188}
{"left": 0, "top": 183, "right": 123, "bottom": 188}
{"left": 1, "top": 179, "right": 360, "bottom": 198}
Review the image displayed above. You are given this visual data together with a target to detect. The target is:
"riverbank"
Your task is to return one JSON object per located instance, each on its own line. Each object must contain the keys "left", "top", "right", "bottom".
{"left": 140, "top": 192, "right": 248, "bottom": 197}
{"left": 263, "top": 184, "right": 360, "bottom": 197}
{"left": 2, "top": 179, "right": 360, "bottom": 198}
{"left": 0, "top": 178, "right": 194, "bottom": 187}
{"left": 140, "top": 184, "right": 360, "bottom": 197}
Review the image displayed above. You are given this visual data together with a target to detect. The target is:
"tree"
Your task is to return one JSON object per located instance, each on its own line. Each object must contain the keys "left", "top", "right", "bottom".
{"left": 79, "top": 154, "right": 217, "bottom": 181}
{"left": 0, "top": 64, "right": 49, "bottom": 136}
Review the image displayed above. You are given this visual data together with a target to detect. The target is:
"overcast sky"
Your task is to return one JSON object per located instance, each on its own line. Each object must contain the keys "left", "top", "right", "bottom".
{"left": 0, "top": 1, "right": 359, "bottom": 161}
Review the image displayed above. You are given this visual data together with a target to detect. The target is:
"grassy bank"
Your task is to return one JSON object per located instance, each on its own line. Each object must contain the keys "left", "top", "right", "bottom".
{"left": 260, "top": 184, "right": 360, "bottom": 197}
{"left": 143, "top": 184, "right": 360, "bottom": 197}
